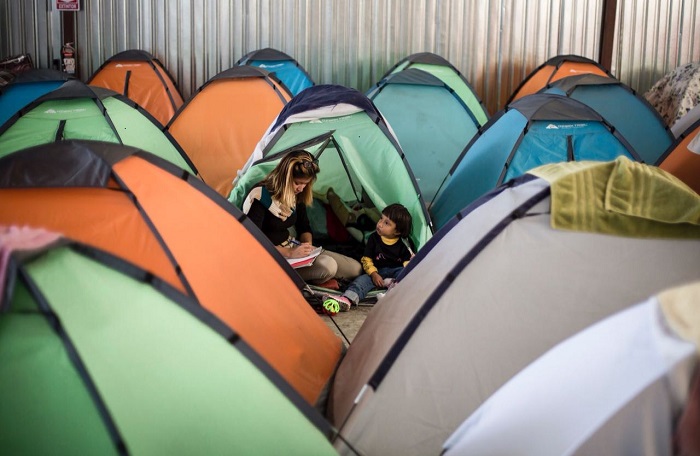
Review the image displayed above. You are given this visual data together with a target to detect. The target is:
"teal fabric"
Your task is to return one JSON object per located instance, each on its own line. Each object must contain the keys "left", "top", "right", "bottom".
{"left": 248, "top": 59, "right": 313, "bottom": 96}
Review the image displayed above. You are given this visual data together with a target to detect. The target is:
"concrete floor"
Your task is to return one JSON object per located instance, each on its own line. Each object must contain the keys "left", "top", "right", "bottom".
{"left": 320, "top": 304, "right": 373, "bottom": 347}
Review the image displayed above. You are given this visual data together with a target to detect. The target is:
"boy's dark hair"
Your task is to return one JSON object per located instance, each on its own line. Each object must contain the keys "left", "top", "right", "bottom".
{"left": 382, "top": 203, "right": 412, "bottom": 237}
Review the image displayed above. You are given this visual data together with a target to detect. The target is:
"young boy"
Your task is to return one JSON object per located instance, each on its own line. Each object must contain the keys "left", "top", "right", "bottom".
{"left": 323, "top": 203, "right": 414, "bottom": 315}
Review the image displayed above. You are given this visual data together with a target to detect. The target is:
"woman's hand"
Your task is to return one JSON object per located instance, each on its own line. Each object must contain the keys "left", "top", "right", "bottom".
{"left": 370, "top": 271, "right": 384, "bottom": 288}
{"left": 290, "top": 243, "right": 315, "bottom": 258}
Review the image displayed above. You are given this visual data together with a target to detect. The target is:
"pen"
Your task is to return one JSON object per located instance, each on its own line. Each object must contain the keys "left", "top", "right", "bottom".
{"left": 289, "top": 238, "right": 301, "bottom": 246}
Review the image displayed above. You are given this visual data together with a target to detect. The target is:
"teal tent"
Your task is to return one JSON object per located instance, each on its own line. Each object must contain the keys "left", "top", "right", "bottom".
{"left": 367, "top": 68, "right": 482, "bottom": 203}
{"left": 383, "top": 52, "right": 489, "bottom": 126}
{"left": 237, "top": 47, "right": 314, "bottom": 97}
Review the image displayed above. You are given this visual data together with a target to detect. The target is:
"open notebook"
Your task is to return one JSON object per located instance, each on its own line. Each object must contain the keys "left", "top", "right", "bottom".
{"left": 287, "top": 246, "right": 323, "bottom": 268}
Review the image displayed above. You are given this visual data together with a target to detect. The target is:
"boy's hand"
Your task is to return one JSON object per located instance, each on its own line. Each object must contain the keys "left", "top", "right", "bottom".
{"left": 370, "top": 272, "right": 384, "bottom": 288}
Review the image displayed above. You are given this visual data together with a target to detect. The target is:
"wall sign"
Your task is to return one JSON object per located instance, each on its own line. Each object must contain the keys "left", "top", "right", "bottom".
{"left": 56, "top": 0, "right": 80, "bottom": 11}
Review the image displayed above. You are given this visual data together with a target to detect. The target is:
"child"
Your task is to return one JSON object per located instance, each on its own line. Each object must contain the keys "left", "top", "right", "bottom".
{"left": 323, "top": 203, "right": 414, "bottom": 315}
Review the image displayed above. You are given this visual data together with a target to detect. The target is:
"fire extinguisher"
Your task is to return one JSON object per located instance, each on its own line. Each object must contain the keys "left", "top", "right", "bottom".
{"left": 61, "top": 42, "right": 76, "bottom": 75}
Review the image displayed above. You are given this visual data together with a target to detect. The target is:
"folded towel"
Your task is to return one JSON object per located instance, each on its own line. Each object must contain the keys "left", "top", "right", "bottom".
{"left": 529, "top": 156, "right": 700, "bottom": 238}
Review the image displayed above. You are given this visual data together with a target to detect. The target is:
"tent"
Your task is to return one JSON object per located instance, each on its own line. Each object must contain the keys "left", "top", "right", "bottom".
{"left": 0, "top": 140, "right": 343, "bottom": 406}
{"left": 237, "top": 47, "right": 314, "bottom": 97}
{"left": 656, "top": 118, "right": 700, "bottom": 194}
{"left": 229, "top": 84, "right": 433, "bottom": 250}
{"left": 0, "top": 68, "right": 74, "bottom": 126}
{"left": 381, "top": 52, "right": 489, "bottom": 126}
{"left": 329, "top": 158, "right": 700, "bottom": 456}
{"left": 0, "top": 79, "right": 196, "bottom": 175}
{"left": 429, "top": 93, "right": 641, "bottom": 230}
{"left": 508, "top": 54, "right": 614, "bottom": 104}
{"left": 87, "top": 49, "right": 184, "bottom": 126}
{"left": 541, "top": 73, "right": 674, "bottom": 163}
{"left": 0, "top": 227, "right": 337, "bottom": 455}
{"left": 167, "top": 66, "right": 291, "bottom": 197}
{"left": 366, "top": 68, "right": 483, "bottom": 204}
{"left": 645, "top": 61, "right": 700, "bottom": 128}
{"left": 442, "top": 281, "right": 700, "bottom": 456}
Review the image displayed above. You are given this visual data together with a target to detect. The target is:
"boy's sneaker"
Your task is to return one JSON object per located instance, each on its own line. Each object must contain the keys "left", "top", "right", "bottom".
{"left": 321, "top": 295, "right": 352, "bottom": 315}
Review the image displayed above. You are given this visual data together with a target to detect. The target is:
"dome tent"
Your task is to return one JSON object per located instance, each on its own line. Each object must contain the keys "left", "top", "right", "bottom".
{"left": 237, "top": 47, "right": 314, "bottom": 97}
{"left": 656, "top": 117, "right": 700, "bottom": 194}
{"left": 0, "top": 140, "right": 343, "bottom": 406}
{"left": 229, "top": 84, "right": 433, "bottom": 251}
{"left": 443, "top": 281, "right": 700, "bottom": 456}
{"left": 329, "top": 158, "right": 700, "bottom": 456}
{"left": 0, "top": 68, "right": 74, "bottom": 126}
{"left": 429, "top": 93, "right": 641, "bottom": 230}
{"left": 0, "top": 79, "right": 197, "bottom": 176}
{"left": 508, "top": 54, "right": 614, "bottom": 104}
{"left": 87, "top": 49, "right": 184, "bottom": 126}
{"left": 381, "top": 51, "right": 489, "bottom": 126}
{"left": 0, "top": 227, "right": 336, "bottom": 455}
{"left": 366, "top": 68, "right": 482, "bottom": 204}
{"left": 541, "top": 73, "right": 674, "bottom": 164}
{"left": 167, "top": 66, "right": 291, "bottom": 197}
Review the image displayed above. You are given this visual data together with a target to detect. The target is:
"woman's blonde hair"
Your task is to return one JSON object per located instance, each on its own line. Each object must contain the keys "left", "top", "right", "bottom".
{"left": 262, "top": 150, "right": 319, "bottom": 208}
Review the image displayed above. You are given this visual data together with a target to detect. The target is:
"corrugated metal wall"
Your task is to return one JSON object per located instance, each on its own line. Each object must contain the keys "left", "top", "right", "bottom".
{"left": 1, "top": 0, "right": 699, "bottom": 115}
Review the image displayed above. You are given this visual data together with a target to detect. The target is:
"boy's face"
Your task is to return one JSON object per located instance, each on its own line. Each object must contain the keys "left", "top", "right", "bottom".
{"left": 376, "top": 214, "right": 401, "bottom": 238}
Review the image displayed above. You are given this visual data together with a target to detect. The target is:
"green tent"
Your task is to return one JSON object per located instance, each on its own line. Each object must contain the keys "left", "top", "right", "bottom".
{"left": 229, "top": 84, "right": 433, "bottom": 250}
{"left": 0, "top": 79, "right": 196, "bottom": 175}
{"left": 0, "top": 231, "right": 336, "bottom": 455}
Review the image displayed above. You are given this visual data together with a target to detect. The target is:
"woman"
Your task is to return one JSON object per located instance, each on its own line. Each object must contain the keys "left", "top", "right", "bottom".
{"left": 242, "top": 149, "right": 362, "bottom": 287}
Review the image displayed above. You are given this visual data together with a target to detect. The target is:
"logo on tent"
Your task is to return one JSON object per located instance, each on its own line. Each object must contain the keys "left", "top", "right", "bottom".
{"left": 115, "top": 64, "right": 142, "bottom": 68}
{"left": 546, "top": 124, "right": 559, "bottom": 129}
{"left": 44, "top": 108, "right": 86, "bottom": 114}
{"left": 257, "top": 63, "right": 283, "bottom": 69}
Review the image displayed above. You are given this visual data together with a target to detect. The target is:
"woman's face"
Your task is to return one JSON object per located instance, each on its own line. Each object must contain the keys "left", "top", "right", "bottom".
{"left": 292, "top": 177, "right": 313, "bottom": 194}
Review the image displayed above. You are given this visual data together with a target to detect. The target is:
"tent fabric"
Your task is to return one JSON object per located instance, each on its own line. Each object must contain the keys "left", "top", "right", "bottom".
{"left": 87, "top": 49, "right": 184, "bottom": 127}
{"left": 442, "top": 282, "right": 700, "bottom": 456}
{"left": 0, "top": 235, "right": 336, "bottom": 455}
{"left": 367, "top": 68, "right": 482, "bottom": 204}
{"left": 645, "top": 62, "right": 700, "bottom": 129}
{"left": 0, "top": 140, "right": 343, "bottom": 406}
{"left": 542, "top": 73, "right": 674, "bottom": 164}
{"left": 508, "top": 54, "right": 614, "bottom": 104}
{"left": 328, "top": 161, "right": 700, "bottom": 456}
{"left": 0, "top": 68, "right": 74, "bottom": 126}
{"left": 237, "top": 47, "right": 314, "bottom": 97}
{"left": 167, "top": 66, "right": 291, "bottom": 197}
{"left": 429, "top": 93, "right": 641, "bottom": 230}
{"left": 382, "top": 52, "right": 490, "bottom": 126}
{"left": 0, "top": 79, "right": 197, "bottom": 175}
{"left": 656, "top": 118, "right": 700, "bottom": 195}
{"left": 529, "top": 157, "right": 700, "bottom": 237}
{"left": 229, "top": 84, "right": 433, "bottom": 250}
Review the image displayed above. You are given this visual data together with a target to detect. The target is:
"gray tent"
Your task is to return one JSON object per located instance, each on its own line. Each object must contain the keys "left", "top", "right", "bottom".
{"left": 329, "top": 157, "right": 700, "bottom": 456}
{"left": 443, "top": 281, "right": 700, "bottom": 455}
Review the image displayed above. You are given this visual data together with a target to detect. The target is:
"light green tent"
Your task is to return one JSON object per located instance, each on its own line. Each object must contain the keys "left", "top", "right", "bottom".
{"left": 0, "top": 79, "right": 196, "bottom": 175}
{"left": 0, "top": 230, "right": 336, "bottom": 454}
{"left": 229, "top": 84, "right": 433, "bottom": 250}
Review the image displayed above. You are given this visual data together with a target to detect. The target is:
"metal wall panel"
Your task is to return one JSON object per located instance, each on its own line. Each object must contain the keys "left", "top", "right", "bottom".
{"left": 1, "top": 0, "right": 699, "bottom": 116}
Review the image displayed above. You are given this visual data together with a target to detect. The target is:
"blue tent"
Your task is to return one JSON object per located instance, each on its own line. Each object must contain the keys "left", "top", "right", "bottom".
{"left": 430, "top": 93, "right": 641, "bottom": 230}
{"left": 237, "top": 48, "right": 314, "bottom": 97}
{"left": 0, "top": 68, "right": 73, "bottom": 126}
{"left": 367, "top": 68, "right": 482, "bottom": 203}
{"left": 542, "top": 74, "right": 674, "bottom": 163}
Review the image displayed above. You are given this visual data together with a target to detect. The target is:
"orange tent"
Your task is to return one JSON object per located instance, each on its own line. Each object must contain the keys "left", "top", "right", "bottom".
{"left": 167, "top": 66, "right": 291, "bottom": 197}
{"left": 88, "top": 49, "right": 184, "bottom": 126}
{"left": 508, "top": 54, "right": 613, "bottom": 104}
{"left": 0, "top": 139, "right": 342, "bottom": 406}
{"left": 657, "top": 119, "right": 700, "bottom": 194}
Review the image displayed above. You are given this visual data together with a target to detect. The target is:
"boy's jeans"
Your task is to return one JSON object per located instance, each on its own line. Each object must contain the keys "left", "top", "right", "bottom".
{"left": 344, "top": 266, "right": 403, "bottom": 304}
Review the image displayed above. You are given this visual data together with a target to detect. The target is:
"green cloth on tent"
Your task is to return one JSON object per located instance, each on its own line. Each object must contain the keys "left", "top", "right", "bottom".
{"left": 529, "top": 156, "right": 700, "bottom": 238}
